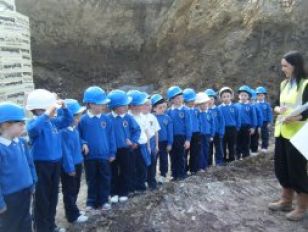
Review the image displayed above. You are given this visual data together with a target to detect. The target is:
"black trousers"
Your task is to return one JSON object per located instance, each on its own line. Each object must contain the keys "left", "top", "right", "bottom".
{"left": 133, "top": 146, "right": 147, "bottom": 191}
{"left": 236, "top": 125, "right": 251, "bottom": 159}
{"left": 158, "top": 141, "right": 168, "bottom": 177}
{"left": 250, "top": 126, "right": 259, "bottom": 152}
{"left": 185, "top": 132, "right": 201, "bottom": 173}
{"left": 111, "top": 148, "right": 131, "bottom": 197}
{"left": 274, "top": 136, "right": 308, "bottom": 193}
{"left": 209, "top": 134, "right": 224, "bottom": 166}
{"left": 0, "top": 187, "right": 32, "bottom": 232}
{"left": 223, "top": 126, "right": 237, "bottom": 162}
{"left": 61, "top": 164, "right": 82, "bottom": 223}
{"left": 261, "top": 122, "right": 270, "bottom": 149}
{"left": 34, "top": 161, "right": 61, "bottom": 232}
{"left": 84, "top": 159, "right": 111, "bottom": 208}
{"left": 170, "top": 135, "right": 186, "bottom": 179}
{"left": 147, "top": 137, "right": 158, "bottom": 189}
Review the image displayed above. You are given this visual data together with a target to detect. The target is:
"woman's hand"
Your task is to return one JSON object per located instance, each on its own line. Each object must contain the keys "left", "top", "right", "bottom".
{"left": 284, "top": 115, "right": 303, "bottom": 123}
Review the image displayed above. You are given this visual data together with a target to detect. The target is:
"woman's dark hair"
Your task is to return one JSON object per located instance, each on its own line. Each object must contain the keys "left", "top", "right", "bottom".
{"left": 283, "top": 51, "right": 307, "bottom": 87}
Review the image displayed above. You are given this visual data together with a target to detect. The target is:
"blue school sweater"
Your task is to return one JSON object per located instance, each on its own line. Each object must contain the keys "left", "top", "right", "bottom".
{"left": 235, "top": 102, "right": 257, "bottom": 128}
{"left": 253, "top": 103, "right": 264, "bottom": 127}
{"left": 257, "top": 101, "right": 273, "bottom": 123}
{"left": 60, "top": 127, "right": 84, "bottom": 173}
{"left": 78, "top": 112, "right": 116, "bottom": 160}
{"left": 218, "top": 103, "right": 241, "bottom": 130}
{"left": 167, "top": 106, "right": 192, "bottom": 140}
{"left": 199, "top": 110, "right": 215, "bottom": 137}
{"left": 186, "top": 107, "right": 200, "bottom": 133}
{"left": 108, "top": 112, "right": 141, "bottom": 150}
{"left": 209, "top": 106, "right": 225, "bottom": 137}
{"left": 156, "top": 114, "right": 173, "bottom": 146}
{"left": 0, "top": 137, "right": 37, "bottom": 209}
{"left": 27, "top": 109, "right": 73, "bottom": 161}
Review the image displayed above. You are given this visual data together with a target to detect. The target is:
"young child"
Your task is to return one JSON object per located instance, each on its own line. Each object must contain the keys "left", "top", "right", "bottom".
{"left": 127, "top": 90, "right": 151, "bottom": 192}
{"left": 0, "top": 102, "right": 37, "bottom": 232}
{"left": 218, "top": 87, "right": 241, "bottom": 162}
{"left": 167, "top": 86, "right": 192, "bottom": 180}
{"left": 60, "top": 99, "right": 88, "bottom": 223}
{"left": 107, "top": 90, "right": 141, "bottom": 203}
{"left": 205, "top": 89, "right": 225, "bottom": 166}
{"left": 78, "top": 86, "right": 116, "bottom": 211}
{"left": 256, "top": 86, "right": 273, "bottom": 153}
{"left": 196, "top": 92, "right": 214, "bottom": 172}
{"left": 249, "top": 88, "right": 264, "bottom": 155}
{"left": 235, "top": 85, "right": 257, "bottom": 159}
{"left": 26, "top": 89, "right": 73, "bottom": 232}
{"left": 142, "top": 98, "right": 161, "bottom": 190}
{"left": 151, "top": 94, "right": 173, "bottom": 183}
{"left": 183, "top": 88, "right": 200, "bottom": 174}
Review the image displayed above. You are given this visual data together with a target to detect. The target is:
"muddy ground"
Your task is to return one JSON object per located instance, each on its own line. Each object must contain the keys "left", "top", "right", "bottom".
{"left": 56, "top": 149, "right": 308, "bottom": 232}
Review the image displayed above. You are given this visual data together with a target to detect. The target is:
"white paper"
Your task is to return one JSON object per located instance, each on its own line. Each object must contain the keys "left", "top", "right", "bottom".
{"left": 290, "top": 122, "right": 308, "bottom": 160}
{"left": 279, "top": 103, "right": 308, "bottom": 123}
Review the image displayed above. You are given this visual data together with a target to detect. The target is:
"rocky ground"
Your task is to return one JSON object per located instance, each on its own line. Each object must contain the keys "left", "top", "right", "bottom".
{"left": 55, "top": 150, "right": 308, "bottom": 232}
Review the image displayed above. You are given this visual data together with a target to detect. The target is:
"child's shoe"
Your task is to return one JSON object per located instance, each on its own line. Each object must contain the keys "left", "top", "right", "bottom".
{"left": 110, "top": 195, "right": 119, "bottom": 203}
{"left": 119, "top": 196, "right": 128, "bottom": 203}
{"left": 102, "top": 203, "right": 111, "bottom": 211}
{"left": 75, "top": 215, "right": 89, "bottom": 223}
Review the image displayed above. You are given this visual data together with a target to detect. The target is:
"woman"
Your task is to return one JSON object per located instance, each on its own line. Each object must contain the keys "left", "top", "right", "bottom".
{"left": 268, "top": 51, "right": 308, "bottom": 221}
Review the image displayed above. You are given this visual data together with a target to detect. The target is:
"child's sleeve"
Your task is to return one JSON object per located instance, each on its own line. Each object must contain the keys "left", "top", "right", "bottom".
{"left": 27, "top": 114, "right": 50, "bottom": 138}
{"left": 129, "top": 117, "right": 141, "bottom": 145}
{"left": 61, "top": 132, "right": 75, "bottom": 173}
{"left": 53, "top": 108, "right": 73, "bottom": 130}
{"left": 107, "top": 118, "right": 116, "bottom": 158}
{"left": 0, "top": 155, "right": 6, "bottom": 210}
{"left": 256, "top": 105, "right": 264, "bottom": 127}
{"left": 235, "top": 106, "right": 241, "bottom": 130}
{"left": 211, "top": 114, "right": 216, "bottom": 137}
{"left": 167, "top": 117, "right": 174, "bottom": 146}
{"left": 21, "top": 139, "right": 37, "bottom": 184}
{"left": 184, "top": 109, "right": 192, "bottom": 141}
{"left": 78, "top": 118, "right": 88, "bottom": 145}
{"left": 251, "top": 105, "right": 258, "bottom": 128}
{"left": 218, "top": 108, "right": 225, "bottom": 137}
{"left": 267, "top": 103, "right": 273, "bottom": 123}
{"left": 153, "top": 116, "right": 161, "bottom": 133}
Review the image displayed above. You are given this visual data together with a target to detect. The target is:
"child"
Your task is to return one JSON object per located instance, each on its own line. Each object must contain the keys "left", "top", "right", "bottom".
{"left": 218, "top": 87, "right": 241, "bottom": 162}
{"left": 196, "top": 92, "right": 214, "bottom": 171}
{"left": 256, "top": 86, "right": 273, "bottom": 153}
{"left": 127, "top": 90, "right": 151, "bottom": 192}
{"left": 183, "top": 88, "right": 200, "bottom": 174}
{"left": 60, "top": 99, "right": 88, "bottom": 223}
{"left": 235, "top": 85, "right": 257, "bottom": 159}
{"left": 0, "top": 102, "right": 37, "bottom": 232}
{"left": 151, "top": 94, "right": 173, "bottom": 183}
{"left": 249, "top": 88, "right": 264, "bottom": 155}
{"left": 167, "top": 86, "right": 192, "bottom": 180}
{"left": 107, "top": 90, "right": 141, "bottom": 203}
{"left": 26, "top": 89, "right": 73, "bottom": 232}
{"left": 142, "top": 98, "right": 161, "bottom": 190}
{"left": 205, "top": 89, "right": 225, "bottom": 166}
{"left": 78, "top": 86, "right": 116, "bottom": 211}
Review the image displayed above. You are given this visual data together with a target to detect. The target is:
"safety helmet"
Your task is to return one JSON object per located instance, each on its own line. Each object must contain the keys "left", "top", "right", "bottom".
{"left": 107, "top": 89, "right": 132, "bottom": 109}
{"left": 127, "top": 90, "right": 148, "bottom": 106}
{"left": 83, "top": 86, "right": 110, "bottom": 105}
{"left": 0, "top": 102, "right": 27, "bottom": 124}
{"left": 150, "top": 94, "right": 164, "bottom": 106}
{"left": 183, "top": 88, "right": 196, "bottom": 102}
{"left": 218, "top": 86, "right": 234, "bottom": 97}
{"left": 167, "top": 86, "right": 183, "bottom": 100}
{"left": 256, "top": 86, "right": 267, "bottom": 94}
{"left": 195, "top": 92, "right": 210, "bottom": 105}
{"left": 64, "top": 99, "right": 86, "bottom": 115}
{"left": 205, "top": 88, "right": 217, "bottom": 98}
{"left": 26, "top": 89, "right": 57, "bottom": 110}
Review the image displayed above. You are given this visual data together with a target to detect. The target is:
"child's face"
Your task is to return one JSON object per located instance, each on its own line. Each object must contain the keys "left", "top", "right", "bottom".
{"left": 257, "top": 94, "right": 265, "bottom": 101}
{"left": 185, "top": 101, "right": 195, "bottom": 108}
{"left": 89, "top": 104, "right": 105, "bottom": 114}
{"left": 239, "top": 92, "right": 249, "bottom": 102}
{"left": 114, "top": 106, "right": 128, "bottom": 115}
{"left": 172, "top": 95, "right": 183, "bottom": 106}
{"left": 208, "top": 97, "right": 215, "bottom": 107}
{"left": 73, "top": 114, "right": 81, "bottom": 126}
{"left": 1, "top": 121, "right": 25, "bottom": 138}
{"left": 221, "top": 92, "right": 232, "bottom": 104}
{"left": 142, "top": 102, "right": 152, "bottom": 114}
{"left": 162, "top": 102, "right": 168, "bottom": 111}
{"left": 198, "top": 102, "right": 208, "bottom": 111}
{"left": 130, "top": 105, "right": 144, "bottom": 114}
{"left": 153, "top": 103, "right": 165, "bottom": 115}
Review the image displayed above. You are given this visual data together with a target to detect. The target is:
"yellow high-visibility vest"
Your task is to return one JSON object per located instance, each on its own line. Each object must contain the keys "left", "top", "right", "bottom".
{"left": 275, "top": 79, "right": 308, "bottom": 139}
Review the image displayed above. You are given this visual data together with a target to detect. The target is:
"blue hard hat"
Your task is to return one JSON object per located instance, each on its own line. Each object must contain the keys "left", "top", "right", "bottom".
{"left": 183, "top": 88, "right": 196, "bottom": 102}
{"left": 238, "top": 85, "right": 252, "bottom": 96}
{"left": 167, "top": 86, "right": 183, "bottom": 100}
{"left": 64, "top": 99, "right": 86, "bottom": 115}
{"left": 256, "top": 86, "right": 267, "bottom": 94}
{"left": 127, "top": 90, "right": 148, "bottom": 106}
{"left": 0, "top": 102, "right": 27, "bottom": 124}
{"left": 107, "top": 89, "right": 132, "bottom": 109}
{"left": 150, "top": 94, "right": 164, "bottom": 106}
{"left": 249, "top": 88, "right": 257, "bottom": 100}
{"left": 205, "top": 88, "right": 217, "bottom": 98}
{"left": 83, "top": 86, "right": 110, "bottom": 105}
